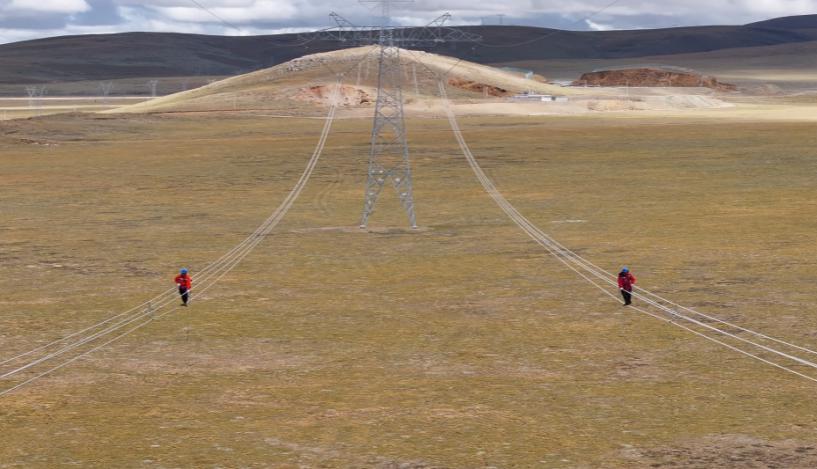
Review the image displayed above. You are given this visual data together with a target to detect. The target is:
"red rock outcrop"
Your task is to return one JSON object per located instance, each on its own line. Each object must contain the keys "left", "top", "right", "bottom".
{"left": 573, "top": 68, "right": 736, "bottom": 91}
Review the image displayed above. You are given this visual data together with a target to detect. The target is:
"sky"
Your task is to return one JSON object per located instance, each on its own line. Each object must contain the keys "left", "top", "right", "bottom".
{"left": 0, "top": 0, "right": 815, "bottom": 44}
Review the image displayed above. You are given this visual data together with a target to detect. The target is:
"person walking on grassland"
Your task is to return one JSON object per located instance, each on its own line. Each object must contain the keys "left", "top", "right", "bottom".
{"left": 618, "top": 267, "right": 636, "bottom": 306}
{"left": 175, "top": 268, "right": 192, "bottom": 306}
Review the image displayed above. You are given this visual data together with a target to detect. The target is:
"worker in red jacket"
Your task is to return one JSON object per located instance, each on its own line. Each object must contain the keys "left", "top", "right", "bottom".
{"left": 618, "top": 267, "right": 636, "bottom": 306}
{"left": 174, "top": 268, "right": 192, "bottom": 306}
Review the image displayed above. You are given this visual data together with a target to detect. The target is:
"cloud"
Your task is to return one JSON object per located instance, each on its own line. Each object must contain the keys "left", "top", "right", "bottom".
{"left": 6, "top": 0, "right": 90, "bottom": 14}
{"left": 73, "top": 0, "right": 123, "bottom": 25}
{"left": 0, "top": 0, "right": 815, "bottom": 43}
{"left": 585, "top": 18, "right": 614, "bottom": 31}
{"left": 148, "top": 2, "right": 300, "bottom": 24}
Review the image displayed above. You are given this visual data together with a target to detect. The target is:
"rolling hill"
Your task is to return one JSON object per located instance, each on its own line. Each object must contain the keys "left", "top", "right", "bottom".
{"left": 0, "top": 14, "right": 815, "bottom": 91}
{"left": 108, "top": 46, "right": 582, "bottom": 115}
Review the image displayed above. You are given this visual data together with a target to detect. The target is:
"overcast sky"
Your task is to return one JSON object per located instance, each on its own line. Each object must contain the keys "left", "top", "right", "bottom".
{"left": 0, "top": 0, "right": 815, "bottom": 44}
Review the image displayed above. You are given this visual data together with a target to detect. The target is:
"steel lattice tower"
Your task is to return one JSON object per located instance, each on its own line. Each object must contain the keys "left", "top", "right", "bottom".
{"left": 361, "top": 24, "right": 416, "bottom": 228}
{"left": 305, "top": 5, "right": 480, "bottom": 228}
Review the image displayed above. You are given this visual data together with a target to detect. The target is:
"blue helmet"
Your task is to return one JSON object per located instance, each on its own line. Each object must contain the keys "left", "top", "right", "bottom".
{"left": 180, "top": 268, "right": 188, "bottom": 274}
{"left": 622, "top": 267, "right": 629, "bottom": 273}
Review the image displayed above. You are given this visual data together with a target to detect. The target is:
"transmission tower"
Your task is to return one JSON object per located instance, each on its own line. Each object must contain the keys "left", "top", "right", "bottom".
{"left": 306, "top": 4, "right": 480, "bottom": 228}
{"left": 147, "top": 80, "right": 159, "bottom": 98}
{"left": 99, "top": 81, "right": 114, "bottom": 104}
{"left": 360, "top": 0, "right": 416, "bottom": 228}
{"left": 25, "top": 85, "right": 46, "bottom": 111}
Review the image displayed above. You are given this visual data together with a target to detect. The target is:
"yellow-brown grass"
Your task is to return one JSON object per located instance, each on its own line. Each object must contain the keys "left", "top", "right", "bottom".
{"left": 1, "top": 112, "right": 817, "bottom": 467}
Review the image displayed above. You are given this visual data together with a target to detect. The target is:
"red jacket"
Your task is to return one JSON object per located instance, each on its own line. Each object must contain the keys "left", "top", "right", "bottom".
{"left": 618, "top": 272, "right": 636, "bottom": 291}
{"left": 175, "top": 274, "right": 192, "bottom": 289}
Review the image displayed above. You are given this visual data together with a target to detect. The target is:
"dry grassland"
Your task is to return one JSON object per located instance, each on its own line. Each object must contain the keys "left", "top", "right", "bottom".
{"left": 2, "top": 112, "right": 817, "bottom": 467}
{"left": 0, "top": 98, "right": 151, "bottom": 121}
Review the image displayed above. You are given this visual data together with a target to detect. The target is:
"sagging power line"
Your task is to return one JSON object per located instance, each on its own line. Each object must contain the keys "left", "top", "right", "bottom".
{"left": 0, "top": 57, "right": 370, "bottom": 396}
{"left": 436, "top": 77, "right": 817, "bottom": 385}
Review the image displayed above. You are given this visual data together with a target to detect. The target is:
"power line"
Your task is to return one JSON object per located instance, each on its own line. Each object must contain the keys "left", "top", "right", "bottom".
{"left": 477, "top": 0, "right": 626, "bottom": 48}
{"left": 188, "top": 0, "right": 242, "bottom": 32}
{"left": 0, "top": 67, "right": 364, "bottom": 396}
{"left": 313, "top": 8, "right": 477, "bottom": 228}
{"left": 0, "top": 91, "right": 339, "bottom": 395}
{"left": 437, "top": 78, "right": 817, "bottom": 385}
{"left": 185, "top": 0, "right": 339, "bottom": 49}
{"left": 400, "top": 1, "right": 629, "bottom": 90}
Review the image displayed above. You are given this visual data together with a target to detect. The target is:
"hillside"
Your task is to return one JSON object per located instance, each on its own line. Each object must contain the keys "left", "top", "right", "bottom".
{"left": 750, "top": 14, "right": 817, "bottom": 30}
{"left": 0, "top": 14, "right": 815, "bottom": 91}
{"left": 109, "top": 46, "right": 751, "bottom": 119}
{"left": 110, "top": 46, "right": 579, "bottom": 115}
{"left": 500, "top": 39, "right": 817, "bottom": 92}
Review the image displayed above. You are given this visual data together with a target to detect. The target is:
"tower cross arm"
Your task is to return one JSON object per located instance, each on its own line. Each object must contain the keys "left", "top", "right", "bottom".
{"left": 397, "top": 26, "right": 482, "bottom": 44}
{"left": 397, "top": 13, "right": 482, "bottom": 44}
{"left": 297, "top": 9, "right": 481, "bottom": 46}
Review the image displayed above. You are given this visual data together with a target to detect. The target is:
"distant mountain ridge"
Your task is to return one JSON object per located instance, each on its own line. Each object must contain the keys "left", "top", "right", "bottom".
{"left": 749, "top": 14, "right": 817, "bottom": 29}
{"left": 0, "top": 14, "right": 815, "bottom": 85}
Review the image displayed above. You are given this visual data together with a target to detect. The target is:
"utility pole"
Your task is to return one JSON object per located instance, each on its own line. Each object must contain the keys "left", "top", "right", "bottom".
{"left": 412, "top": 62, "right": 419, "bottom": 96}
{"left": 306, "top": 6, "right": 480, "bottom": 228}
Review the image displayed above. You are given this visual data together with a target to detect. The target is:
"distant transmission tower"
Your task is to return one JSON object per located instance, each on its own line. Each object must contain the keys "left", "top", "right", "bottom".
{"left": 307, "top": 4, "right": 480, "bottom": 228}
{"left": 25, "top": 85, "right": 46, "bottom": 114}
{"left": 99, "top": 81, "right": 114, "bottom": 104}
{"left": 147, "top": 80, "right": 159, "bottom": 98}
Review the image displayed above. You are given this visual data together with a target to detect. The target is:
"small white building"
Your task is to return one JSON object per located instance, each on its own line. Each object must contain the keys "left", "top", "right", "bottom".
{"left": 511, "top": 93, "right": 568, "bottom": 103}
